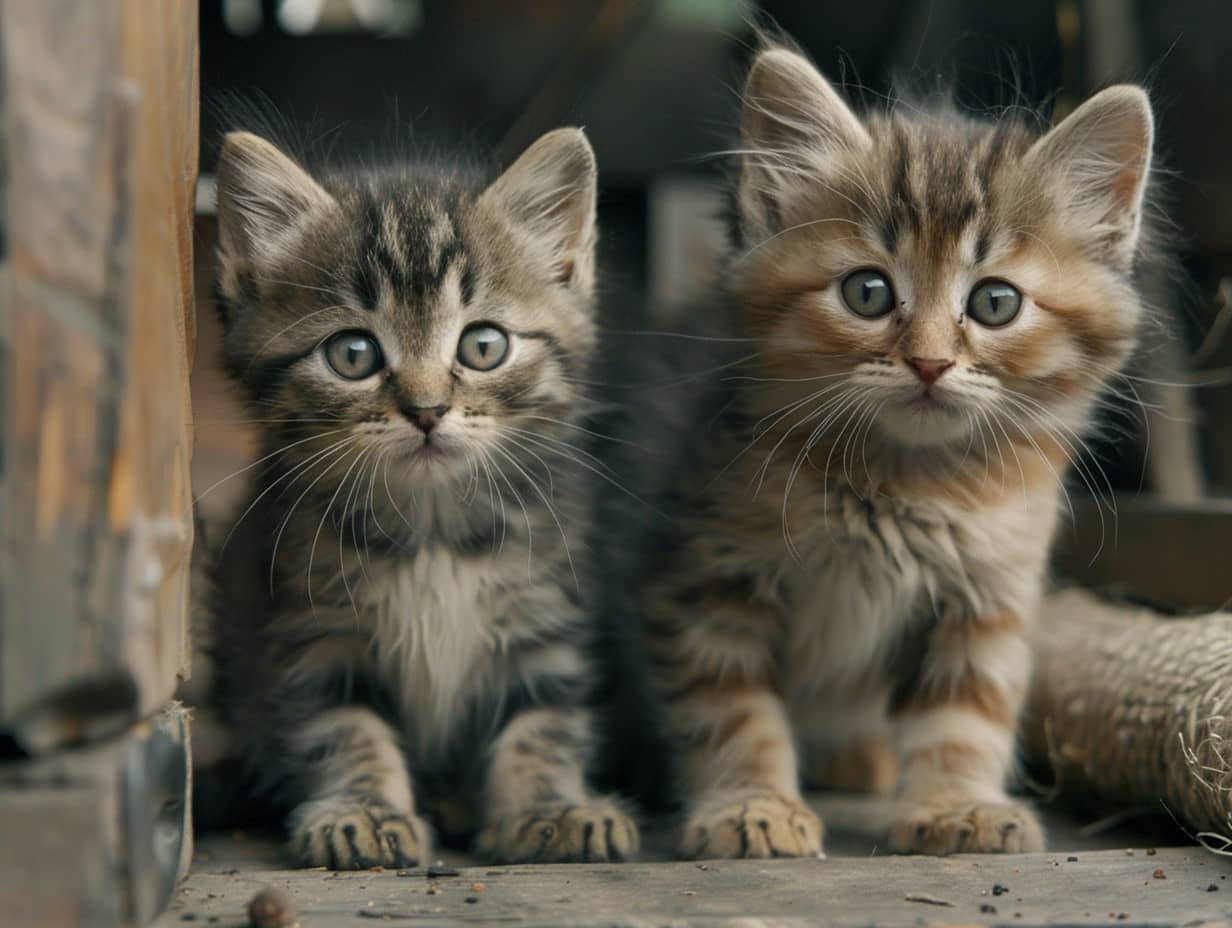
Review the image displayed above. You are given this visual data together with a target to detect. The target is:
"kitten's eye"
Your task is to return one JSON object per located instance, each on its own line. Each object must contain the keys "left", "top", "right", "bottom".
{"left": 967, "top": 280, "right": 1022, "bottom": 327}
{"left": 840, "top": 270, "right": 896, "bottom": 318}
{"left": 324, "top": 331, "right": 384, "bottom": 380}
{"left": 457, "top": 324, "right": 509, "bottom": 371}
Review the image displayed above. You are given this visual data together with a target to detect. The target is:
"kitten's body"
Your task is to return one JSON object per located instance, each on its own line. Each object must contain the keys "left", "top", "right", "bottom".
{"left": 621, "top": 47, "right": 1155, "bottom": 857}
{"left": 208, "top": 128, "right": 637, "bottom": 867}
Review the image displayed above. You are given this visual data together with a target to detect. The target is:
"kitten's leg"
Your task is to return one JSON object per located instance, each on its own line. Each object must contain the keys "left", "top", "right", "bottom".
{"left": 888, "top": 611, "right": 1043, "bottom": 854}
{"left": 476, "top": 706, "right": 639, "bottom": 863}
{"left": 288, "top": 707, "right": 431, "bottom": 869}
{"left": 799, "top": 691, "right": 897, "bottom": 794}
{"left": 668, "top": 682, "right": 823, "bottom": 859}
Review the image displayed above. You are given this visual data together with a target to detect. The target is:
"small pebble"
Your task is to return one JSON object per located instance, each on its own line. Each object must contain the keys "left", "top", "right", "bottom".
{"left": 247, "top": 887, "right": 299, "bottom": 928}
{"left": 1125, "top": 849, "right": 1135, "bottom": 856}
{"left": 980, "top": 904, "right": 997, "bottom": 914}
{"left": 1153, "top": 869, "right": 1167, "bottom": 880}
{"left": 1146, "top": 848, "right": 1157, "bottom": 856}
{"left": 1117, "top": 914, "right": 1130, "bottom": 921}
{"left": 465, "top": 896, "right": 479, "bottom": 904}
{"left": 472, "top": 883, "right": 486, "bottom": 893}
{"left": 682, "top": 890, "right": 697, "bottom": 897}
{"left": 993, "top": 883, "right": 1009, "bottom": 896}
{"left": 426, "top": 884, "right": 440, "bottom": 896}
{"left": 1067, "top": 856, "right": 1078, "bottom": 863}
{"left": 1208, "top": 884, "right": 1220, "bottom": 892}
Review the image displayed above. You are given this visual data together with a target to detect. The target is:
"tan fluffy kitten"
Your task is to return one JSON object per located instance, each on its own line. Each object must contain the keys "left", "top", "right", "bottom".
{"left": 633, "top": 46, "right": 1155, "bottom": 857}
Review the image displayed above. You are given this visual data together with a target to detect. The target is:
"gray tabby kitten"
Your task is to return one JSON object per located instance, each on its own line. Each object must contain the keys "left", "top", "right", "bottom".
{"left": 208, "top": 127, "right": 638, "bottom": 867}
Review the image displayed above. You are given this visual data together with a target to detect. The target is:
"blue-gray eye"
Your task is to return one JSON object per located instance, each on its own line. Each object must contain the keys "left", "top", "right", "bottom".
{"left": 840, "top": 270, "right": 896, "bottom": 318}
{"left": 967, "top": 280, "right": 1022, "bottom": 327}
{"left": 457, "top": 324, "right": 509, "bottom": 371}
{"left": 324, "top": 331, "right": 383, "bottom": 380}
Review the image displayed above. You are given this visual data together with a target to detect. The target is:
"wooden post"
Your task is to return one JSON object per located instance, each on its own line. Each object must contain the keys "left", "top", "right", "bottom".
{"left": 0, "top": 0, "right": 198, "bottom": 922}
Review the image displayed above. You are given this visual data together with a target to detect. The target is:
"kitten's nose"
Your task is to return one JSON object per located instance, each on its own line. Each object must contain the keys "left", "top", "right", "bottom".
{"left": 405, "top": 404, "right": 450, "bottom": 434}
{"left": 906, "top": 357, "right": 954, "bottom": 386}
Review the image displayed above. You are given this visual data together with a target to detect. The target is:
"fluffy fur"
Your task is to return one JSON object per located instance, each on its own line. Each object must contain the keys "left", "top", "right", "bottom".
{"left": 207, "top": 127, "right": 637, "bottom": 868}
{"left": 620, "top": 45, "right": 1156, "bottom": 858}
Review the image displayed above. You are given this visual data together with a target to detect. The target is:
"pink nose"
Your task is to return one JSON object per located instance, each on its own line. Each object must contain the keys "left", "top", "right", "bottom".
{"left": 907, "top": 357, "right": 954, "bottom": 385}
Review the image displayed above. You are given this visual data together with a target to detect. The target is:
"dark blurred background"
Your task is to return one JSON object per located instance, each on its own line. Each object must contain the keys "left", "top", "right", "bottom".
{"left": 194, "top": 0, "right": 1232, "bottom": 525}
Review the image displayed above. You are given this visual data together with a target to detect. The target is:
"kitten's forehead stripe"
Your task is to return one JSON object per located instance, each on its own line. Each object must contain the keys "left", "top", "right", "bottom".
{"left": 863, "top": 115, "right": 1037, "bottom": 275}
{"left": 348, "top": 185, "right": 475, "bottom": 314}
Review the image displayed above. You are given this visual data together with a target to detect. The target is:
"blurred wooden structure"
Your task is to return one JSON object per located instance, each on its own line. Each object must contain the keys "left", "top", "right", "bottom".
{"left": 0, "top": 0, "right": 199, "bottom": 924}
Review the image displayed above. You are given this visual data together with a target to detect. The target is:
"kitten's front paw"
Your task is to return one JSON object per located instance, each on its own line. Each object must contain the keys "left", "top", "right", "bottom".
{"left": 681, "top": 791, "right": 824, "bottom": 860}
{"left": 292, "top": 799, "right": 430, "bottom": 869}
{"left": 477, "top": 800, "right": 639, "bottom": 863}
{"left": 888, "top": 801, "right": 1043, "bottom": 855}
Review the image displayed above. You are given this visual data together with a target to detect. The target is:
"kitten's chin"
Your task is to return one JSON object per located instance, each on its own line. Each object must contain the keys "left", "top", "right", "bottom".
{"left": 877, "top": 400, "right": 973, "bottom": 448}
{"left": 391, "top": 440, "right": 470, "bottom": 487}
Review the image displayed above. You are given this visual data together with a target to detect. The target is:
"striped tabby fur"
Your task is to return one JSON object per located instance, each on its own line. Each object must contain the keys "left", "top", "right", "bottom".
{"left": 207, "top": 127, "right": 637, "bottom": 868}
{"left": 623, "top": 45, "right": 1156, "bottom": 858}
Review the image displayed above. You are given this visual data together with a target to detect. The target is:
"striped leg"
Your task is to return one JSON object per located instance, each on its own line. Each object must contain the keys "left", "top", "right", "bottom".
{"left": 799, "top": 689, "right": 897, "bottom": 794}
{"left": 288, "top": 707, "right": 431, "bottom": 869}
{"left": 476, "top": 706, "right": 639, "bottom": 863}
{"left": 888, "top": 611, "right": 1042, "bottom": 854}
{"left": 671, "top": 682, "right": 824, "bottom": 859}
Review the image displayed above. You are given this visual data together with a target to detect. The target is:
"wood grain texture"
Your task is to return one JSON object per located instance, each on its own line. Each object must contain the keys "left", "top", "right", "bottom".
{"left": 0, "top": 703, "right": 192, "bottom": 928}
{"left": 159, "top": 844, "right": 1232, "bottom": 928}
{"left": 0, "top": 0, "right": 198, "bottom": 751}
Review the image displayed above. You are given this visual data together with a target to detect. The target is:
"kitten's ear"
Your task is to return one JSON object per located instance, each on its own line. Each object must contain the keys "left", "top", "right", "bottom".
{"left": 480, "top": 128, "right": 597, "bottom": 291}
{"left": 738, "top": 47, "right": 870, "bottom": 237}
{"left": 215, "top": 131, "right": 336, "bottom": 268}
{"left": 1027, "top": 86, "right": 1153, "bottom": 265}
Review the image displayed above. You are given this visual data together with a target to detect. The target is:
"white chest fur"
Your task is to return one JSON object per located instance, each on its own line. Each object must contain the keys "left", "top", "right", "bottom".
{"left": 356, "top": 538, "right": 581, "bottom": 759}
{"left": 776, "top": 485, "right": 1058, "bottom": 700}
{"left": 362, "top": 545, "right": 506, "bottom": 754}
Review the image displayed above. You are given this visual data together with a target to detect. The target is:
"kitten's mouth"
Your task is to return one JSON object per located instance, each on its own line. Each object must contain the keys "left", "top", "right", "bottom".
{"left": 406, "top": 435, "right": 460, "bottom": 464}
{"left": 906, "top": 388, "right": 949, "bottom": 411}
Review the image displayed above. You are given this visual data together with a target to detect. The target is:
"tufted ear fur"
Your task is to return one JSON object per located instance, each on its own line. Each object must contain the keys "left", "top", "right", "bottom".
{"left": 1027, "top": 85, "right": 1153, "bottom": 267}
{"left": 737, "top": 47, "right": 870, "bottom": 239}
{"left": 215, "top": 131, "right": 337, "bottom": 272}
{"left": 479, "top": 128, "right": 598, "bottom": 294}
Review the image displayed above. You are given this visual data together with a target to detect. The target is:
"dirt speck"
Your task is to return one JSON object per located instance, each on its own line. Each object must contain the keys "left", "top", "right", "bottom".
{"left": 1153, "top": 869, "right": 1167, "bottom": 880}
{"left": 1066, "top": 856, "right": 1078, "bottom": 862}
{"left": 247, "top": 887, "right": 299, "bottom": 928}
{"left": 980, "top": 904, "right": 997, "bottom": 914}
{"left": 993, "top": 883, "right": 1009, "bottom": 896}
{"left": 465, "top": 896, "right": 479, "bottom": 904}
{"left": 1146, "top": 848, "right": 1157, "bottom": 856}
{"left": 1208, "top": 883, "right": 1220, "bottom": 892}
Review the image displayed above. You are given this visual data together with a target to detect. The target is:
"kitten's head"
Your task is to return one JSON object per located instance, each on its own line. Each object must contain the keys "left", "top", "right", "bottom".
{"left": 215, "top": 128, "right": 597, "bottom": 490}
{"left": 729, "top": 47, "right": 1154, "bottom": 452}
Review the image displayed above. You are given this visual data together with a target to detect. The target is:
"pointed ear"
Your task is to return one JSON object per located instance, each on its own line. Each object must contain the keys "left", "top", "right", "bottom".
{"left": 1027, "top": 85, "right": 1153, "bottom": 266}
{"left": 738, "top": 47, "right": 870, "bottom": 238}
{"left": 215, "top": 131, "right": 336, "bottom": 268}
{"left": 479, "top": 128, "right": 598, "bottom": 291}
